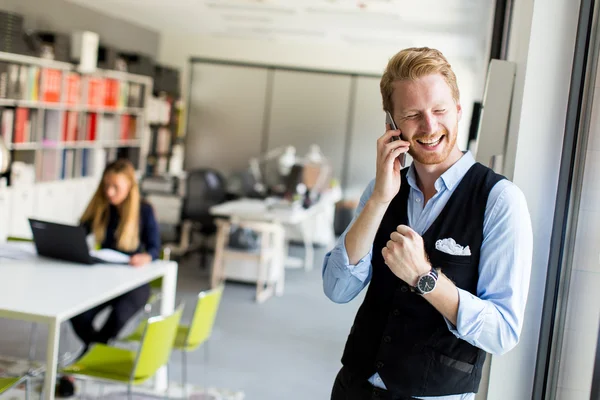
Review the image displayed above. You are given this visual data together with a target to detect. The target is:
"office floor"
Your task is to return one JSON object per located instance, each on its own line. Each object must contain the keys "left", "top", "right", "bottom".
{"left": 0, "top": 245, "right": 364, "bottom": 400}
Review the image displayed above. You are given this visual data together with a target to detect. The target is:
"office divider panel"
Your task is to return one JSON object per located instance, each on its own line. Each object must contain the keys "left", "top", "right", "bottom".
{"left": 186, "top": 63, "right": 269, "bottom": 175}
{"left": 187, "top": 59, "right": 385, "bottom": 197}
{"left": 265, "top": 70, "right": 352, "bottom": 180}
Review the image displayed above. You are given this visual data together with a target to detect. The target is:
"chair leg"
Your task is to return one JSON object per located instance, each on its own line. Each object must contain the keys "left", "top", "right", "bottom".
{"left": 79, "top": 380, "right": 87, "bottom": 400}
{"left": 204, "top": 341, "right": 210, "bottom": 364}
{"left": 165, "top": 362, "right": 170, "bottom": 400}
{"left": 127, "top": 383, "right": 133, "bottom": 400}
{"left": 182, "top": 351, "right": 188, "bottom": 398}
{"left": 25, "top": 377, "right": 30, "bottom": 400}
{"left": 99, "top": 383, "right": 105, "bottom": 398}
{"left": 203, "top": 343, "right": 210, "bottom": 394}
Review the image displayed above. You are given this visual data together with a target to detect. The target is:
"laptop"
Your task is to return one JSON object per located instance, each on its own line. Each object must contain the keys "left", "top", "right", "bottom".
{"left": 28, "top": 218, "right": 128, "bottom": 265}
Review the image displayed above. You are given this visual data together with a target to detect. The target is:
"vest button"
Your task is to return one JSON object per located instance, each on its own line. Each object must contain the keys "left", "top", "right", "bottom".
{"left": 376, "top": 361, "right": 384, "bottom": 369}
{"left": 400, "top": 286, "right": 408, "bottom": 293}
{"left": 393, "top": 309, "right": 400, "bottom": 316}
{"left": 383, "top": 335, "right": 391, "bottom": 343}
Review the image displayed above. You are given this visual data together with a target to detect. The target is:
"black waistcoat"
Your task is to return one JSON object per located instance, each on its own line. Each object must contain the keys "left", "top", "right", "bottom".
{"left": 340, "top": 162, "right": 505, "bottom": 397}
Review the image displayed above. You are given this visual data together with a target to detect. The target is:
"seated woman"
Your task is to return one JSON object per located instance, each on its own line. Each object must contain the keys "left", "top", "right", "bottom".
{"left": 58, "top": 159, "right": 162, "bottom": 396}
{"left": 71, "top": 158, "right": 161, "bottom": 350}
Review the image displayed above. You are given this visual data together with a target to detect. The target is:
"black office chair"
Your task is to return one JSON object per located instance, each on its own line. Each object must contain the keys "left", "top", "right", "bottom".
{"left": 179, "top": 168, "right": 228, "bottom": 268}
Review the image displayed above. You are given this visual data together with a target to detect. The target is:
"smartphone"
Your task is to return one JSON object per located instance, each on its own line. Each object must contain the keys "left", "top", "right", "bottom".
{"left": 385, "top": 111, "right": 406, "bottom": 167}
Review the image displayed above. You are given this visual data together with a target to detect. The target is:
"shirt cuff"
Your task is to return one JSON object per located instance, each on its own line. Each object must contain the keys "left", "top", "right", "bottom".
{"left": 330, "top": 233, "right": 372, "bottom": 283}
{"left": 445, "top": 287, "right": 488, "bottom": 340}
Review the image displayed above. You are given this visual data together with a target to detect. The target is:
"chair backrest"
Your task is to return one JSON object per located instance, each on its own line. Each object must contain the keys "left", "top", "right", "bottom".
{"left": 132, "top": 304, "right": 184, "bottom": 380}
{"left": 182, "top": 169, "right": 227, "bottom": 222}
{"left": 0, "top": 377, "right": 22, "bottom": 394}
{"left": 185, "top": 285, "right": 224, "bottom": 349}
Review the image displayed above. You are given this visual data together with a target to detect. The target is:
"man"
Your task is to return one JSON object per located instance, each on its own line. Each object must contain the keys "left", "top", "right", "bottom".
{"left": 322, "top": 47, "right": 533, "bottom": 400}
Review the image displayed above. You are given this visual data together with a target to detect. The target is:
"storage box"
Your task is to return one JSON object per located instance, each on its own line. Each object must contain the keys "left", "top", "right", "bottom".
{"left": 120, "top": 52, "right": 154, "bottom": 77}
{"left": 153, "top": 65, "right": 181, "bottom": 96}
{"left": 97, "top": 43, "right": 123, "bottom": 71}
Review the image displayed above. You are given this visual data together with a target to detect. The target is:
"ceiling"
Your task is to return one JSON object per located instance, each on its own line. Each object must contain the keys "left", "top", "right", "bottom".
{"left": 67, "top": 0, "right": 495, "bottom": 58}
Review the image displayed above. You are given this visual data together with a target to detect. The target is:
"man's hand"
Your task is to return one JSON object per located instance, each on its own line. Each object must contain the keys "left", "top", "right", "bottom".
{"left": 371, "top": 125, "right": 410, "bottom": 205}
{"left": 129, "top": 253, "right": 152, "bottom": 267}
{"left": 382, "top": 225, "right": 431, "bottom": 286}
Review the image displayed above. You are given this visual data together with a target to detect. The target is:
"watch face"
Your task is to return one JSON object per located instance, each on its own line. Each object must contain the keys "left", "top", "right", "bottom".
{"left": 418, "top": 275, "right": 436, "bottom": 293}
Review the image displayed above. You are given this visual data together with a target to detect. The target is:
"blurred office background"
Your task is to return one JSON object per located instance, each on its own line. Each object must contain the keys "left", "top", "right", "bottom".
{"left": 0, "top": 0, "right": 598, "bottom": 399}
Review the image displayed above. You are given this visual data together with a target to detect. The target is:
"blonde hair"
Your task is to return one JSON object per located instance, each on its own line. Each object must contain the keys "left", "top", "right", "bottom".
{"left": 80, "top": 159, "right": 140, "bottom": 252}
{"left": 380, "top": 47, "right": 460, "bottom": 113}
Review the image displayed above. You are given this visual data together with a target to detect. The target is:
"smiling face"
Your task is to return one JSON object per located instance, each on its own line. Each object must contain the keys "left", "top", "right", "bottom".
{"left": 390, "top": 73, "right": 462, "bottom": 166}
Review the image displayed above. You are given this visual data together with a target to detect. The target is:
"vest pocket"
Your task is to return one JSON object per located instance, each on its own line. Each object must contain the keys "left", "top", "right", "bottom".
{"left": 424, "top": 348, "right": 477, "bottom": 392}
{"left": 438, "top": 354, "right": 474, "bottom": 374}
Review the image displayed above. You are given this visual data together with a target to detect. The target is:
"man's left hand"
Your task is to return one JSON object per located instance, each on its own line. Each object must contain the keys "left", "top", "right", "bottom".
{"left": 382, "top": 225, "right": 431, "bottom": 286}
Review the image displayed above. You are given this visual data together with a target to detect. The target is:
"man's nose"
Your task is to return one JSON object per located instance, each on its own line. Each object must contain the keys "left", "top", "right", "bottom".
{"left": 420, "top": 112, "right": 438, "bottom": 134}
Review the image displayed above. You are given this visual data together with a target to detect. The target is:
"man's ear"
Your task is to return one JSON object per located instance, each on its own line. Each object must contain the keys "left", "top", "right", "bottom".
{"left": 456, "top": 102, "right": 462, "bottom": 121}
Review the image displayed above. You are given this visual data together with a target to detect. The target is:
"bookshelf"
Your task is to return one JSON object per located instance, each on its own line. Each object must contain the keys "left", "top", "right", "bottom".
{"left": 0, "top": 50, "right": 152, "bottom": 184}
{"left": 0, "top": 50, "right": 154, "bottom": 240}
{"left": 146, "top": 90, "right": 184, "bottom": 177}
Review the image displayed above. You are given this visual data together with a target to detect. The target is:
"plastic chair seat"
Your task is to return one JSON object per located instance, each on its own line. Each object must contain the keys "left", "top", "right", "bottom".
{"left": 61, "top": 344, "right": 146, "bottom": 384}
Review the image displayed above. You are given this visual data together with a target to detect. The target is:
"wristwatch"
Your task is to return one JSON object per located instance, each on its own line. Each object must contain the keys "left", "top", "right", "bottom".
{"left": 414, "top": 267, "right": 439, "bottom": 295}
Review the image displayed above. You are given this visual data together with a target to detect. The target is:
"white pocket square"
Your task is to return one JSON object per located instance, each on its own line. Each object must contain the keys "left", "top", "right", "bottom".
{"left": 435, "top": 238, "right": 471, "bottom": 256}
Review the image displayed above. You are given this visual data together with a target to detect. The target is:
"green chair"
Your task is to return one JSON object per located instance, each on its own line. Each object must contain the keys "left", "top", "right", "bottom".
{"left": 0, "top": 375, "right": 30, "bottom": 400}
{"left": 123, "top": 285, "right": 224, "bottom": 393}
{"left": 61, "top": 304, "right": 184, "bottom": 399}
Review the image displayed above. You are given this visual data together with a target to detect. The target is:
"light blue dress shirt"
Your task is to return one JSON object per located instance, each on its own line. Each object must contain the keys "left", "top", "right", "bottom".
{"left": 322, "top": 152, "right": 533, "bottom": 400}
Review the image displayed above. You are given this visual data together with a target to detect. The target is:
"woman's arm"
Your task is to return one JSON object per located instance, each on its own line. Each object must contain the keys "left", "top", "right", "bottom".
{"left": 140, "top": 202, "right": 161, "bottom": 260}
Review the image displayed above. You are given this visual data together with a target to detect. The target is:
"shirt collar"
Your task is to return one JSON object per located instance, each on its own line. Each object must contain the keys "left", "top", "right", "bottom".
{"left": 406, "top": 151, "right": 475, "bottom": 192}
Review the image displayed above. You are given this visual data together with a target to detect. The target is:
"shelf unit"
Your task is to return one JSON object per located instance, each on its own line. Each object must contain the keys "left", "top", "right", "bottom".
{"left": 146, "top": 95, "right": 184, "bottom": 177}
{"left": 0, "top": 50, "right": 153, "bottom": 184}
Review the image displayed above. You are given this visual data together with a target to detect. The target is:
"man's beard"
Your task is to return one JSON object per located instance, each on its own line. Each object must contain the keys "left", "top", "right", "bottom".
{"left": 409, "top": 126, "right": 457, "bottom": 165}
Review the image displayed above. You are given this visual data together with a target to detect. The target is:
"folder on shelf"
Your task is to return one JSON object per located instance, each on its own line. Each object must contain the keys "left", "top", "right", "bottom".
{"left": 0, "top": 108, "right": 14, "bottom": 143}
{"left": 43, "top": 110, "right": 61, "bottom": 144}
{"left": 104, "top": 78, "right": 119, "bottom": 108}
{"left": 7, "top": 64, "right": 19, "bottom": 99}
{"left": 86, "top": 113, "right": 97, "bottom": 141}
{"left": 40, "top": 69, "right": 62, "bottom": 103}
{"left": 13, "top": 107, "right": 29, "bottom": 143}
{"left": 87, "top": 77, "right": 104, "bottom": 107}
{"left": 66, "top": 73, "right": 81, "bottom": 105}
{"left": 0, "top": 62, "right": 9, "bottom": 99}
{"left": 62, "top": 111, "right": 79, "bottom": 142}
{"left": 28, "top": 66, "right": 40, "bottom": 101}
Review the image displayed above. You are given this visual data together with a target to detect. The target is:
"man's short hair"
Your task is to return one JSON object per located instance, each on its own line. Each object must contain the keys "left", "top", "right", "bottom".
{"left": 380, "top": 47, "right": 460, "bottom": 113}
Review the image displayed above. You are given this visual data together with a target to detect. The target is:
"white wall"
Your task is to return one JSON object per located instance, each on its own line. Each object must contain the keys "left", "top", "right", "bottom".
{"left": 0, "top": 0, "right": 160, "bottom": 57}
{"left": 158, "top": 34, "right": 486, "bottom": 151}
{"left": 487, "top": 0, "right": 581, "bottom": 398}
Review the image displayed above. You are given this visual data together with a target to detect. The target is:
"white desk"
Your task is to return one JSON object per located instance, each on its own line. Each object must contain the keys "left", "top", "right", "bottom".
{"left": 209, "top": 187, "right": 342, "bottom": 271}
{"left": 0, "top": 249, "right": 178, "bottom": 400}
